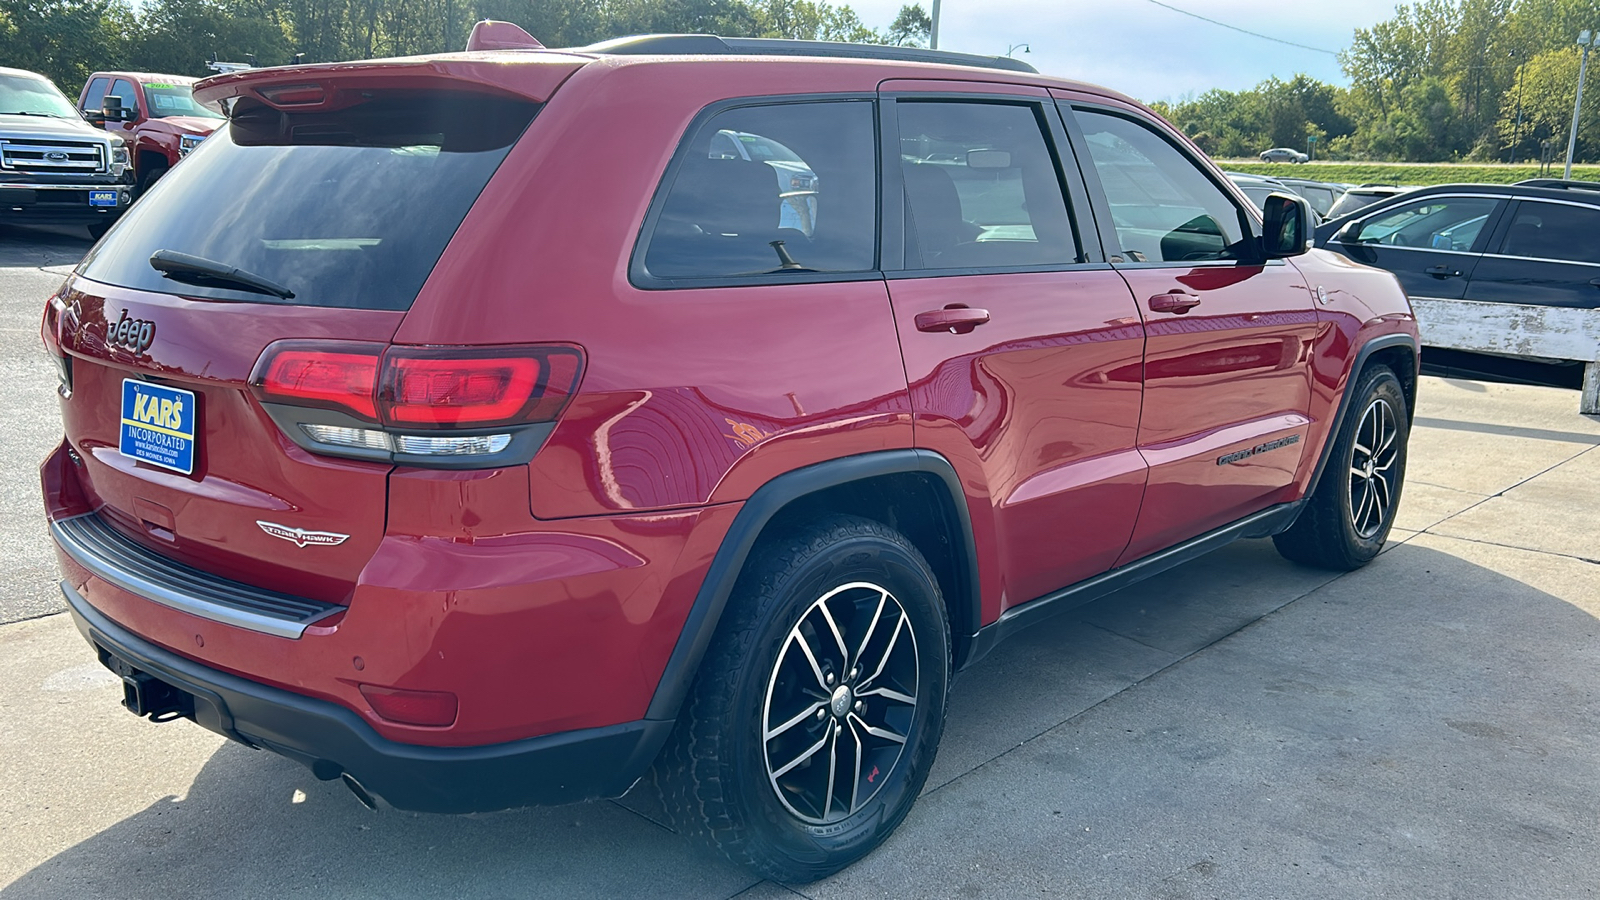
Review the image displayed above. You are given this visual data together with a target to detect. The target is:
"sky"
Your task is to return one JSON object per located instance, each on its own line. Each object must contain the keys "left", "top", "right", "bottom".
{"left": 843, "top": 0, "right": 1406, "bottom": 103}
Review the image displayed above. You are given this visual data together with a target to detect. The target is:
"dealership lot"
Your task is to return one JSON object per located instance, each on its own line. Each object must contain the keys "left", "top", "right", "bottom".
{"left": 2, "top": 229, "right": 1597, "bottom": 898}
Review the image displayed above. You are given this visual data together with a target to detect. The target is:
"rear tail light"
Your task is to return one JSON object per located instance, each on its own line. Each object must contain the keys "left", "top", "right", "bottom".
{"left": 250, "top": 341, "right": 584, "bottom": 465}
{"left": 41, "top": 292, "right": 72, "bottom": 397}
{"left": 255, "top": 344, "right": 383, "bottom": 420}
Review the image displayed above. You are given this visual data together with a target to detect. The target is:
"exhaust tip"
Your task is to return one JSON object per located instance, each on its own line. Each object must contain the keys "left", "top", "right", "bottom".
{"left": 341, "top": 773, "right": 378, "bottom": 811}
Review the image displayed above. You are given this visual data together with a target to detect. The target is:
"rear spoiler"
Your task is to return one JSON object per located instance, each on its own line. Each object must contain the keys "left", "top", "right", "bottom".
{"left": 193, "top": 53, "right": 586, "bottom": 111}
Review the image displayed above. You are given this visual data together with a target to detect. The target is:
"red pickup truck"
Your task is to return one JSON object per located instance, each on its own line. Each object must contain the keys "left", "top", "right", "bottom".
{"left": 76, "top": 72, "right": 222, "bottom": 193}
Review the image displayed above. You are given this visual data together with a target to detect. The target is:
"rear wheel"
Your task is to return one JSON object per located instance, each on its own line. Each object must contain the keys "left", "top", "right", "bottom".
{"left": 657, "top": 515, "right": 950, "bottom": 882}
{"left": 1275, "top": 365, "right": 1409, "bottom": 570}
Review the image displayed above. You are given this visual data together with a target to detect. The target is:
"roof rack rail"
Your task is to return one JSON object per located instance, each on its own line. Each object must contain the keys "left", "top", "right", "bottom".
{"left": 574, "top": 34, "right": 1039, "bottom": 74}
{"left": 1513, "top": 178, "right": 1600, "bottom": 192}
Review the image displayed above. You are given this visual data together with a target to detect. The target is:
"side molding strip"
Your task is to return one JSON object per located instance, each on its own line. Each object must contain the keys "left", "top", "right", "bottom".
{"left": 963, "top": 499, "right": 1303, "bottom": 669}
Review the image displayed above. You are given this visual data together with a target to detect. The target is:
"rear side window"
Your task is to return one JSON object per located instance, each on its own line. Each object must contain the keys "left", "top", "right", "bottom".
{"left": 108, "top": 79, "right": 139, "bottom": 115}
{"left": 1352, "top": 197, "right": 1500, "bottom": 252}
{"left": 640, "top": 100, "right": 877, "bottom": 281}
{"left": 897, "top": 101, "right": 1079, "bottom": 270}
{"left": 1073, "top": 108, "right": 1248, "bottom": 264}
{"left": 79, "top": 93, "right": 537, "bottom": 310}
{"left": 1497, "top": 201, "right": 1600, "bottom": 263}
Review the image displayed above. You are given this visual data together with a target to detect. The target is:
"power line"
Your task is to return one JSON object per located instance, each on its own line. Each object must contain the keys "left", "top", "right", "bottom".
{"left": 1141, "top": 0, "right": 1340, "bottom": 56}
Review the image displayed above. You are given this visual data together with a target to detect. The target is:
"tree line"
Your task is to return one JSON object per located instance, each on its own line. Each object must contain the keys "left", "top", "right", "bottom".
{"left": 5, "top": 0, "right": 1598, "bottom": 162}
{"left": 1153, "top": 0, "right": 1600, "bottom": 162}
{"left": 0, "top": 0, "right": 930, "bottom": 87}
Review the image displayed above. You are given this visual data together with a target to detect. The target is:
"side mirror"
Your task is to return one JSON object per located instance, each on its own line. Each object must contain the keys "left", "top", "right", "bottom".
{"left": 101, "top": 96, "right": 133, "bottom": 123}
{"left": 83, "top": 109, "right": 107, "bottom": 127}
{"left": 1260, "top": 193, "right": 1312, "bottom": 258}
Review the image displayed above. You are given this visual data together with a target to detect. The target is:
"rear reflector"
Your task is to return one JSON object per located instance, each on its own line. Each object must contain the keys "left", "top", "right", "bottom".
{"left": 359, "top": 684, "right": 458, "bottom": 727}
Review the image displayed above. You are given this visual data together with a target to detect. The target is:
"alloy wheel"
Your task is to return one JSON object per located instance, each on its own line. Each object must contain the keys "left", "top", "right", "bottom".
{"left": 1349, "top": 397, "right": 1400, "bottom": 539}
{"left": 762, "top": 581, "right": 920, "bottom": 825}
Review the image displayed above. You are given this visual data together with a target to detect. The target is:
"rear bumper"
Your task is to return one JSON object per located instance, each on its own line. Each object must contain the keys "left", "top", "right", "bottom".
{"left": 63, "top": 581, "right": 672, "bottom": 813}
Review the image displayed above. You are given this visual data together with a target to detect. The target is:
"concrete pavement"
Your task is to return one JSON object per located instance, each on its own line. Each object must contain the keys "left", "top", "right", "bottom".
{"left": 1, "top": 230, "right": 1597, "bottom": 897}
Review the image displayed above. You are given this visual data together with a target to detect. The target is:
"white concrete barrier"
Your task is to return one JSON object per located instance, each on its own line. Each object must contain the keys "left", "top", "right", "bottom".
{"left": 1410, "top": 297, "right": 1600, "bottom": 415}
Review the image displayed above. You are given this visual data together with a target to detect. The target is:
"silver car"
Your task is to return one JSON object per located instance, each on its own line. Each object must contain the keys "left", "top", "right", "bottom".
{"left": 1259, "top": 147, "right": 1309, "bottom": 164}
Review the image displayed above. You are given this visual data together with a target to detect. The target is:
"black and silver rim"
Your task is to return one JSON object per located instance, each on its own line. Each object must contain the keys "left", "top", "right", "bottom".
{"left": 762, "top": 581, "right": 919, "bottom": 825}
{"left": 1349, "top": 397, "right": 1399, "bottom": 539}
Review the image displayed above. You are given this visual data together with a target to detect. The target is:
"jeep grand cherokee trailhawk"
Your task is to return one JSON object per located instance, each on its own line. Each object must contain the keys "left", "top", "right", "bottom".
{"left": 40, "top": 23, "right": 1418, "bottom": 881}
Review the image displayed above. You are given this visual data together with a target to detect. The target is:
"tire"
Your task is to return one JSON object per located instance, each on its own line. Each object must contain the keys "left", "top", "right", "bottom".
{"left": 137, "top": 164, "right": 167, "bottom": 196}
{"left": 86, "top": 221, "right": 111, "bottom": 241}
{"left": 656, "top": 515, "right": 950, "bottom": 882}
{"left": 1274, "top": 365, "right": 1409, "bottom": 570}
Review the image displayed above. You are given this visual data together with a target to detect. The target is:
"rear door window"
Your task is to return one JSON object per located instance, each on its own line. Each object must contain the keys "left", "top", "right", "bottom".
{"left": 108, "top": 78, "right": 139, "bottom": 116}
{"left": 1494, "top": 200, "right": 1600, "bottom": 263}
{"left": 1073, "top": 108, "right": 1250, "bottom": 264}
{"left": 896, "top": 101, "right": 1079, "bottom": 270}
{"left": 1351, "top": 197, "right": 1501, "bottom": 252}
{"left": 639, "top": 99, "right": 877, "bottom": 281}
{"left": 77, "top": 93, "right": 537, "bottom": 310}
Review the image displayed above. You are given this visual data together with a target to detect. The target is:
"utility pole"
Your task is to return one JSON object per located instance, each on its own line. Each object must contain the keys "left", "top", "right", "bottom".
{"left": 1565, "top": 30, "right": 1594, "bottom": 180}
{"left": 931, "top": 0, "right": 941, "bottom": 49}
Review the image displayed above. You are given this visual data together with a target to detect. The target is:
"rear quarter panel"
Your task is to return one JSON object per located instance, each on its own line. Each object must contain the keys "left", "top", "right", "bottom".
{"left": 396, "top": 59, "right": 920, "bottom": 519}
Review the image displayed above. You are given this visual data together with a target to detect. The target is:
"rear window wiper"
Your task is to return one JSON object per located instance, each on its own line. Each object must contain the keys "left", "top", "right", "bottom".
{"left": 149, "top": 250, "right": 295, "bottom": 300}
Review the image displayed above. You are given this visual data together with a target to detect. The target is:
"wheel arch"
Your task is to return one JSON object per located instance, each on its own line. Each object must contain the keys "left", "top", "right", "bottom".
{"left": 644, "top": 449, "right": 981, "bottom": 722}
{"left": 1297, "top": 332, "right": 1419, "bottom": 514}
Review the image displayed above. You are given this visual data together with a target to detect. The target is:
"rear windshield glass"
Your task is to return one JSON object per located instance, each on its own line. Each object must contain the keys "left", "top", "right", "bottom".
{"left": 79, "top": 93, "right": 538, "bottom": 310}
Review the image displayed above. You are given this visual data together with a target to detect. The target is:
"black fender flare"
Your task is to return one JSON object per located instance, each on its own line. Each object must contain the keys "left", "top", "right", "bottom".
{"left": 1297, "top": 332, "right": 1419, "bottom": 512}
{"left": 643, "top": 448, "right": 980, "bottom": 722}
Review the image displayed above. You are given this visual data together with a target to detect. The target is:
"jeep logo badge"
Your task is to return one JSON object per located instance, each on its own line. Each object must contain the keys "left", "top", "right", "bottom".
{"left": 45, "top": 150, "right": 69, "bottom": 161}
{"left": 106, "top": 310, "right": 155, "bottom": 354}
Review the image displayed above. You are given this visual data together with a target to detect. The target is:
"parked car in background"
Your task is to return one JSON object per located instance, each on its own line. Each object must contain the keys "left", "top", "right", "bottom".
{"left": 0, "top": 66, "right": 133, "bottom": 238}
{"left": 1271, "top": 176, "right": 1344, "bottom": 218}
{"left": 1316, "top": 180, "right": 1600, "bottom": 310}
{"left": 1225, "top": 171, "right": 1295, "bottom": 209}
{"left": 77, "top": 73, "right": 222, "bottom": 194}
{"left": 1259, "top": 147, "right": 1308, "bottom": 163}
{"left": 1326, "top": 183, "right": 1411, "bottom": 219}
{"left": 41, "top": 28, "right": 1417, "bottom": 883}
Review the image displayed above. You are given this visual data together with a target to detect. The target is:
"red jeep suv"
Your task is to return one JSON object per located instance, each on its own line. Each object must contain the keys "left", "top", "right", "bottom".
{"left": 40, "top": 28, "right": 1417, "bottom": 881}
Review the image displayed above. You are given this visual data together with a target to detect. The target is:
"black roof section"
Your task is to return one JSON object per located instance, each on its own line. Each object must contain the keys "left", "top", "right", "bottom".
{"left": 1514, "top": 178, "right": 1600, "bottom": 192}
{"left": 576, "top": 34, "right": 1039, "bottom": 74}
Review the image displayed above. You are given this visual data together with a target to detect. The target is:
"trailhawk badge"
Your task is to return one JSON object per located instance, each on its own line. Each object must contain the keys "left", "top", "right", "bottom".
{"left": 256, "top": 520, "right": 350, "bottom": 548}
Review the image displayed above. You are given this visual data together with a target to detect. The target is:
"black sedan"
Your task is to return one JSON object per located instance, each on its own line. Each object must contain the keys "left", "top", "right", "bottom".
{"left": 1315, "top": 180, "right": 1600, "bottom": 309}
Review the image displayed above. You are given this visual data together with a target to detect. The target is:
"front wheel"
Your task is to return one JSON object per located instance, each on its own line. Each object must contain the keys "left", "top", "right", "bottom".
{"left": 656, "top": 515, "right": 950, "bottom": 882}
{"left": 1275, "top": 365, "right": 1409, "bottom": 570}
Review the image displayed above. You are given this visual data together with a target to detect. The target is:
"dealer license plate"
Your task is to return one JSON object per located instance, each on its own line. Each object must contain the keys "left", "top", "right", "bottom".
{"left": 119, "top": 379, "right": 196, "bottom": 475}
{"left": 88, "top": 190, "right": 118, "bottom": 208}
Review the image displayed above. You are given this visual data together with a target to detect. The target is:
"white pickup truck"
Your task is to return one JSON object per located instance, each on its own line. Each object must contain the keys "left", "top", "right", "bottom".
{"left": 1, "top": 66, "right": 134, "bottom": 238}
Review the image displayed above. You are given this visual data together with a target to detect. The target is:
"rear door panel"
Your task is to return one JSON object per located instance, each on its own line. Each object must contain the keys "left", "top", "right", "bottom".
{"left": 879, "top": 85, "right": 1148, "bottom": 609}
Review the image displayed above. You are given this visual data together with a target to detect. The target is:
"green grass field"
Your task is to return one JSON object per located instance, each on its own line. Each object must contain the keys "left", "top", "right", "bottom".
{"left": 1219, "top": 161, "right": 1600, "bottom": 186}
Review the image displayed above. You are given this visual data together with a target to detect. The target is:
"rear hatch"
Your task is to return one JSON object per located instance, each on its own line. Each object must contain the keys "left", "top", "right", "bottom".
{"left": 46, "top": 67, "right": 559, "bottom": 604}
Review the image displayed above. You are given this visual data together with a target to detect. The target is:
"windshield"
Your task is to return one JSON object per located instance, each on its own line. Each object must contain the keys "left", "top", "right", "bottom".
{"left": 143, "top": 82, "right": 223, "bottom": 120}
{"left": 79, "top": 93, "right": 538, "bottom": 310}
{"left": 0, "top": 73, "right": 78, "bottom": 118}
